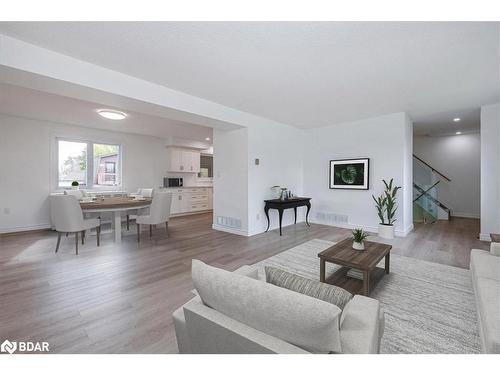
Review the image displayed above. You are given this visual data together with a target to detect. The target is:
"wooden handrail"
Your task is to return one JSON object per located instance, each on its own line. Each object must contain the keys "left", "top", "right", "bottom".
{"left": 413, "top": 155, "right": 451, "bottom": 182}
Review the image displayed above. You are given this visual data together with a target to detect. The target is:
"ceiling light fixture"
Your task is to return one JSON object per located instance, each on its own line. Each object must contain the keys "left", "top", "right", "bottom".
{"left": 205, "top": 137, "right": 211, "bottom": 141}
{"left": 97, "top": 109, "right": 128, "bottom": 120}
{"left": 453, "top": 118, "right": 461, "bottom": 122}
{"left": 455, "top": 131, "right": 462, "bottom": 135}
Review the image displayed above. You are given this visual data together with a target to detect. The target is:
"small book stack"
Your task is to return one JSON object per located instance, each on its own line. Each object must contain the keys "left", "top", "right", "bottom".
{"left": 346, "top": 268, "right": 364, "bottom": 280}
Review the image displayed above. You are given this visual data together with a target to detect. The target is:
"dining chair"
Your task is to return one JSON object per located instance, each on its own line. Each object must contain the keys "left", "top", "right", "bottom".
{"left": 126, "top": 188, "right": 154, "bottom": 230}
{"left": 50, "top": 195, "right": 101, "bottom": 255}
{"left": 64, "top": 189, "right": 86, "bottom": 198}
{"left": 136, "top": 191, "right": 173, "bottom": 242}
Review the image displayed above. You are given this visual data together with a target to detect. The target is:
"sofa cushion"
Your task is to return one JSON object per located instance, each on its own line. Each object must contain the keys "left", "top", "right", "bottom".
{"left": 191, "top": 259, "right": 342, "bottom": 353}
{"left": 265, "top": 266, "right": 353, "bottom": 310}
{"left": 340, "top": 295, "right": 382, "bottom": 354}
{"left": 470, "top": 249, "right": 500, "bottom": 281}
{"left": 475, "top": 276, "right": 500, "bottom": 353}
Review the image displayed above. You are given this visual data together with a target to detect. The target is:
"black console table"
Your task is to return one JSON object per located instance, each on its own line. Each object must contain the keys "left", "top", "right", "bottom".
{"left": 264, "top": 197, "right": 311, "bottom": 236}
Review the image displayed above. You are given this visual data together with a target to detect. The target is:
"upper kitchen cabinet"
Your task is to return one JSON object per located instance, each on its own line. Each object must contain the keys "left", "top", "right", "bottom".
{"left": 167, "top": 147, "right": 201, "bottom": 173}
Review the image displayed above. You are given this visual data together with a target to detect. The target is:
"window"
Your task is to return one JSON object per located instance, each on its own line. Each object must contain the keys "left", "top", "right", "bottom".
{"left": 57, "top": 140, "right": 88, "bottom": 187}
{"left": 198, "top": 155, "right": 213, "bottom": 178}
{"left": 57, "top": 139, "right": 121, "bottom": 189}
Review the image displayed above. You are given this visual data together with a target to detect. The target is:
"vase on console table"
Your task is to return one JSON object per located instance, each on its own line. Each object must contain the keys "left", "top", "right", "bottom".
{"left": 279, "top": 188, "right": 288, "bottom": 201}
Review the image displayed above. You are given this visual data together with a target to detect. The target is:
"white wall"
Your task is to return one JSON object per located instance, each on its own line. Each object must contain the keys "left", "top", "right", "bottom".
{"left": 414, "top": 133, "right": 481, "bottom": 218}
{"left": 247, "top": 122, "right": 304, "bottom": 236}
{"left": 480, "top": 102, "right": 500, "bottom": 240}
{"left": 302, "top": 112, "right": 413, "bottom": 236}
{"left": 212, "top": 121, "right": 304, "bottom": 236}
{"left": 0, "top": 113, "right": 167, "bottom": 233}
{"left": 212, "top": 127, "right": 249, "bottom": 235}
{"left": 402, "top": 114, "right": 414, "bottom": 229}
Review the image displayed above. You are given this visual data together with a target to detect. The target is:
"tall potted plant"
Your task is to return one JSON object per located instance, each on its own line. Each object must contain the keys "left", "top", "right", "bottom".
{"left": 372, "top": 178, "right": 401, "bottom": 239}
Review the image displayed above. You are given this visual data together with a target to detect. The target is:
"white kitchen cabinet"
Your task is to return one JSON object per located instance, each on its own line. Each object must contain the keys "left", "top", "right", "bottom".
{"left": 167, "top": 149, "right": 183, "bottom": 172}
{"left": 167, "top": 148, "right": 201, "bottom": 173}
{"left": 208, "top": 188, "right": 213, "bottom": 209}
{"left": 165, "top": 187, "right": 212, "bottom": 215}
{"left": 170, "top": 189, "right": 187, "bottom": 214}
{"left": 188, "top": 151, "right": 201, "bottom": 173}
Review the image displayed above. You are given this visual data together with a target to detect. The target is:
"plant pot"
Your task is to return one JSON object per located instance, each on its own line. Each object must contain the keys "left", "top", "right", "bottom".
{"left": 71, "top": 185, "right": 79, "bottom": 190}
{"left": 352, "top": 241, "right": 365, "bottom": 251}
{"left": 378, "top": 224, "right": 394, "bottom": 239}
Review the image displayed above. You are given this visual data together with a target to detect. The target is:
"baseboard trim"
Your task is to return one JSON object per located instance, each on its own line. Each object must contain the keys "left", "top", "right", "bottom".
{"left": 212, "top": 224, "right": 249, "bottom": 237}
{"left": 451, "top": 212, "right": 480, "bottom": 219}
{"left": 479, "top": 233, "right": 491, "bottom": 242}
{"left": 397, "top": 224, "right": 414, "bottom": 237}
{"left": 0, "top": 223, "right": 52, "bottom": 235}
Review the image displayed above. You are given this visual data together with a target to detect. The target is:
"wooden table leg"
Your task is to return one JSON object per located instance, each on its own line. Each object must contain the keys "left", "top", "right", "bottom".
{"left": 320, "top": 259, "right": 326, "bottom": 282}
{"left": 293, "top": 207, "right": 297, "bottom": 224}
{"left": 385, "top": 253, "right": 390, "bottom": 274}
{"left": 363, "top": 270, "right": 370, "bottom": 296}
{"left": 305, "top": 202, "right": 311, "bottom": 227}
{"left": 264, "top": 205, "right": 270, "bottom": 232}
{"left": 278, "top": 208, "right": 283, "bottom": 236}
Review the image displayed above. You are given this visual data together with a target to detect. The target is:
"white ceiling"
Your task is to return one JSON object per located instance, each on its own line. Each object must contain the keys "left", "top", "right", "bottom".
{"left": 413, "top": 107, "right": 480, "bottom": 136}
{"left": 0, "top": 83, "right": 213, "bottom": 143}
{"left": 0, "top": 22, "right": 498, "bottom": 129}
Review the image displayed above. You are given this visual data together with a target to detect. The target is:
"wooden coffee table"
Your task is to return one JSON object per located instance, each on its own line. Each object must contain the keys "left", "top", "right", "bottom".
{"left": 318, "top": 238, "right": 392, "bottom": 296}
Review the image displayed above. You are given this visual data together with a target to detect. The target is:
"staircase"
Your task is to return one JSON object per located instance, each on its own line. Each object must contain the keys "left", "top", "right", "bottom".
{"left": 413, "top": 155, "right": 452, "bottom": 223}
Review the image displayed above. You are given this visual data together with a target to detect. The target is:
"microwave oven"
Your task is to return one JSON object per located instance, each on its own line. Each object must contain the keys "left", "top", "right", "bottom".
{"left": 164, "top": 177, "right": 183, "bottom": 187}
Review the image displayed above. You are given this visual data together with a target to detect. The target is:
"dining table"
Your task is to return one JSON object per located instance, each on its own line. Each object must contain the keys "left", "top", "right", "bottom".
{"left": 80, "top": 196, "right": 152, "bottom": 243}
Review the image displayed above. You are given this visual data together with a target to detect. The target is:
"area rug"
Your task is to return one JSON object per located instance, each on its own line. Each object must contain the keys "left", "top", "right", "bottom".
{"left": 252, "top": 239, "right": 481, "bottom": 354}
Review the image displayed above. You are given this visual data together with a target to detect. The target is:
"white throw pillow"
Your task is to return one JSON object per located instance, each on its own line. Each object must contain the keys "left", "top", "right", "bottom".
{"left": 191, "top": 259, "right": 342, "bottom": 353}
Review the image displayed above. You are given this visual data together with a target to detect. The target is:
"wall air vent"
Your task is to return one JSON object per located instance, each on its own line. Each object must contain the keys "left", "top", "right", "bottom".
{"left": 315, "top": 212, "right": 348, "bottom": 224}
{"left": 216, "top": 216, "right": 242, "bottom": 229}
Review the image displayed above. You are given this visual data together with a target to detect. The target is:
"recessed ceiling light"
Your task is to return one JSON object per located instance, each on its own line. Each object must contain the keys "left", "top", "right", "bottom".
{"left": 453, "top": 118, "right": 461, "bottom": 122}
{"left": 205, "top": 137, "right": 211, "bottom": 141}
{"left": 455, "top": 131, "right": 462, "bottom": 135}
{"left": 97, "top": 109, "right": 128, "bottom": 120}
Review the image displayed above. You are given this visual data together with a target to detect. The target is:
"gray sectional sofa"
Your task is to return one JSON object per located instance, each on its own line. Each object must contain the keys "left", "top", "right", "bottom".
{"left": 173, "top": 260, "right": 384, "bottom": 354}
{"left": 470, "top": 246, "right": 500, "bottom": 353}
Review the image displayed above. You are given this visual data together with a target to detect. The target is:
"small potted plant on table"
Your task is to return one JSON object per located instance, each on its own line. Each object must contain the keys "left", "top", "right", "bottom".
{"left": 373, "top": 178, "right": 401, "bottom": 239}
{"left": 352, "top": 228, "right": 369, "bottom": 250}
{"left": 71, "top": 181, "right": 79, "bottom": 190}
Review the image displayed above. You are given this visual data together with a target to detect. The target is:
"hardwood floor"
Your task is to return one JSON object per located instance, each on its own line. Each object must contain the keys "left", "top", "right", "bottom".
{"left": 0, "top": 214, "right": 489, "bottom": 353}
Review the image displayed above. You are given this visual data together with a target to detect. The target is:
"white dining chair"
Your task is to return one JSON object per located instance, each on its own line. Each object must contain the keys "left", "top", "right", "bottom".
{"left": 138, "top": 188, "right": 154, "bottom": 198}
{"left": 50, "top": 195, "right": 101, "bottom": 255}
{"left": 126, "top": 188, "right": 154, "bottom": 230}
{"left": 64, "top": 189, "right": 86, "bottom": 198}
{"left": 136, "top": 191, "right": 172, "bottom": 242}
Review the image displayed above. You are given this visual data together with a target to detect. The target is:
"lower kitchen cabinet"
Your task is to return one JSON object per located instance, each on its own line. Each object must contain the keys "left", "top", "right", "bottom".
{"left": 167, "top": 187, "right": 212, "bottom": 215}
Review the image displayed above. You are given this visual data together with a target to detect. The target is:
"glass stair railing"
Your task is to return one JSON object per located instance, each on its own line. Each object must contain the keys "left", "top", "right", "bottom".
{"left": 413, "top": 183, "right": 439, "bottom": 223}
{"left": 413, "top": 155, "right": 452, "bottom": 224}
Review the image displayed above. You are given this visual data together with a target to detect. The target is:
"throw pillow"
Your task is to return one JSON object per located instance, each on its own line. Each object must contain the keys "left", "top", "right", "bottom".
{"left": 265, "top": 266, "right": 353, "bottom": 310}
